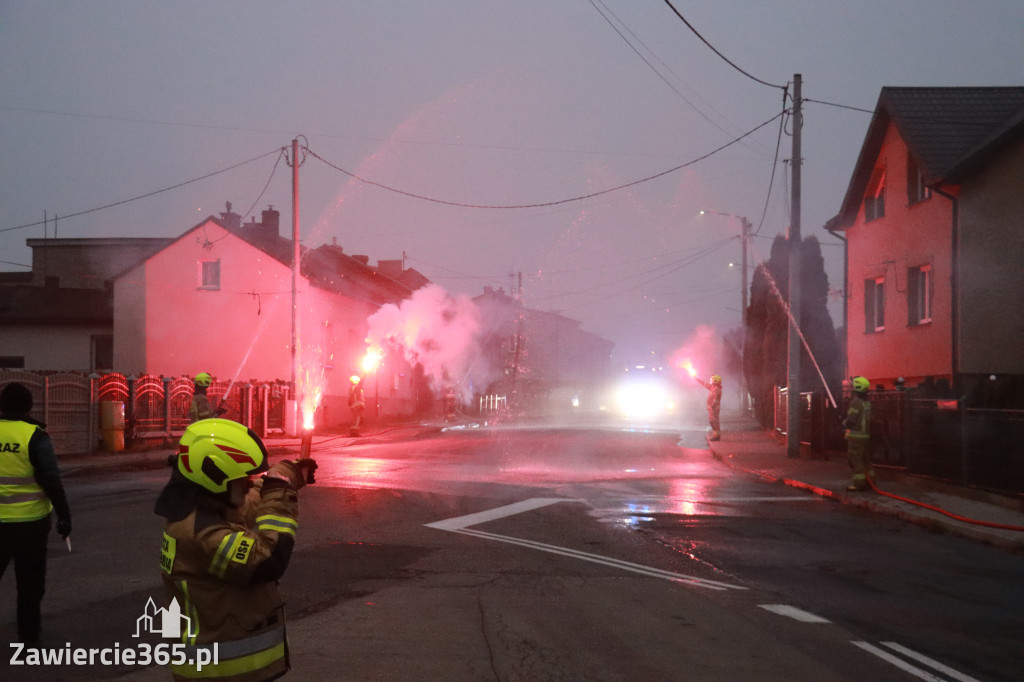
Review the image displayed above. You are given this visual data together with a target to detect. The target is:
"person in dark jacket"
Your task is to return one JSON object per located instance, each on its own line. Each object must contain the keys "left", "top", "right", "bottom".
{"left": 0, "top": 382, "right": 72, "bottom": 643}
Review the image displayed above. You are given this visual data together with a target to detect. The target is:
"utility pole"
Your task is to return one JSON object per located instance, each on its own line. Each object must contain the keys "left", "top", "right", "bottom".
{"left": 786, "top": 74, "right": 803, "bottom": 459}
{"left": 290, "top": 138, "right": 300, "bottom": 396}
{"left": 740, "top": 216, "right": 751, "bottom": 413}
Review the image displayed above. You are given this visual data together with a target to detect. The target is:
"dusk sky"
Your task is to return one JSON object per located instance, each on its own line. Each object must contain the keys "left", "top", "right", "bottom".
{"left": 2, "top": 1, "right": 1021, "bottom": 367}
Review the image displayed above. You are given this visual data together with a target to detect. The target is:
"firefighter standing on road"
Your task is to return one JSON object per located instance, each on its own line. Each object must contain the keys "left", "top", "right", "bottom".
{"left": 348, "top": 375, "right": 365, "bottom": 436}
{"left": 695, "top": 374, "right": 723, "bottom": 441}
{"left": 843, "top": 376, "right": 875, "bottom": 491}
{"left": 190, "top": 372, "right": 226, "bottom": 423}
{"left": 154, "top": 418, "right": 317, "bottom": 681}
{"left": 0, "top": 382, "right": 72, "bottom": 644}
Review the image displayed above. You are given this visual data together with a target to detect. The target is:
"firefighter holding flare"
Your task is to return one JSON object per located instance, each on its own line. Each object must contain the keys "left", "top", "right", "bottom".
{"left": 154, "top": 418, "right": 317, "bottom": 681}
{"left": 695, "top": 374, "right": 723, "bottom": 441}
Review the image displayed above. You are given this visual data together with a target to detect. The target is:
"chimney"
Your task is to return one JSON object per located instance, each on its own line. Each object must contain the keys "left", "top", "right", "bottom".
{"left": 261, "top": 206, "right": 280, "bottom": 239}
{"left": 219, "top": 201, "right": 242, "bottom": 230}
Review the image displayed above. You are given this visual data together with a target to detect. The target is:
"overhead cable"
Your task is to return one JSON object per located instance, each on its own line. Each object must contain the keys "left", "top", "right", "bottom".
{"left": 0, "top": 147, "right": 286, "bottom": 234}
{"left": 304, "top": 111, "right": 784, "bottom": 210}
{"left": 661, "top": 0, "right": 787, "bottom": 91}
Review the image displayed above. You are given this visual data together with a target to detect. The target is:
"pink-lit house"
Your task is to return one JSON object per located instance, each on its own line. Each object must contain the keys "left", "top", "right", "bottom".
{"left": 112, "top": 205, "right": 430, "bottom": 426}
{"left": 829, "top": 87, "right": 1024, "bottom": 400}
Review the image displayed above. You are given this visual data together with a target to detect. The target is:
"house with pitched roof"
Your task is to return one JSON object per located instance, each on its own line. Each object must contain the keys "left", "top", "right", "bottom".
{"left": 112, "top": 204, "right": 430, "bottom": 425}
{"left": 828, "top": 87, "right": 1024, "bottom": 403}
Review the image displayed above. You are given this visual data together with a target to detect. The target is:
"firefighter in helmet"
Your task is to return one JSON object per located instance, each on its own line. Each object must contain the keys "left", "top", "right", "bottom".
{"left": 189, "top": 372, "right": 226, "bottom": 423}
{"left": 348, "top": 375, "right": 365, "bottom": 436}
{"left": 695, "top": 374, "right": 723, "bottom": 441}
{"left": 843, "top": 376, "right": 875, "bottom": 491}
{"left": 154, "top": 418, "right": 317, "bottom": 681}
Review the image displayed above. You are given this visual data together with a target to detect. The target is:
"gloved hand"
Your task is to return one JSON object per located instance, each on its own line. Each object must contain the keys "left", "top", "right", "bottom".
{"left": 294, "top": 458, "right": 318, "bottom": 485}
{"left": 215, "top": 406, "right": 228, "bottom": 416}
{"left": 264, "top": 460, "right": 313, "bottom": 490}
{"left": 56, "top": 517, "right": 72, "bottom": 539}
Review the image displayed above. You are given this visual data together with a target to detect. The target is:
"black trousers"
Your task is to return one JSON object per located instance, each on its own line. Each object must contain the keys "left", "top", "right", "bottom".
{"left": 0, "top": 517, "right": 51, "bottom": 640}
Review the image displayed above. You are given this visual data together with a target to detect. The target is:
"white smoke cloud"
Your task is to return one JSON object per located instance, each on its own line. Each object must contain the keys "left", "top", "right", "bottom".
{"left": 366, "top": 284, "right": 496, "bottom": 400}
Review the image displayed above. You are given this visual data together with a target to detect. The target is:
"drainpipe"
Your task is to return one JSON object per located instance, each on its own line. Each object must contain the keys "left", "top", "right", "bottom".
{"left": 932, "top": 186, "right": 960, "bottom": 396}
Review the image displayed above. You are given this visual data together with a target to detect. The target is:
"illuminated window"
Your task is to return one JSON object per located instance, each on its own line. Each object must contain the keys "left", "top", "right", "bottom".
{"left": 907, "top": 264, "right": 932, "bottom": 325}
{"left": 864, "top": 277, "right": 885, "bottom": 332}
{"left": 864, "top": 167, "right": 886, "bottom": 222}
{"left": 906, "top": 155, "right": 931, "bottom": 204}
{"left": 200, "top": 260, "right": 221, "bottom": 290}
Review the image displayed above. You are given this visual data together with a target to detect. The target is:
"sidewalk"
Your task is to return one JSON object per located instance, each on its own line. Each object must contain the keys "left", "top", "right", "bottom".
{"left": 707, "top": 414, "right": 1024, "bottom": 552}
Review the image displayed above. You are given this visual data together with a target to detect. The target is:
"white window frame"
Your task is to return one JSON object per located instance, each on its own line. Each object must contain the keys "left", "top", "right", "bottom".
{"left": 199, "top": 259, "right": 221, "bottom": 290}
{"left": 865, "top": 276, "right": 885, "bottom": 332}
{"left": 909, "top": 264, "right": 932, "bottom": 325}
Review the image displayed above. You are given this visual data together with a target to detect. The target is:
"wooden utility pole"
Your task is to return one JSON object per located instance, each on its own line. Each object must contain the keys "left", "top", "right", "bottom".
{"left": 786, "top": 74, "right": 803, "bottom": 459}
{"left": 740, "top": 216, "right": 751, "bottom": 413}
{"left": 291, "top": 138, "right": 300, "bottom": 393}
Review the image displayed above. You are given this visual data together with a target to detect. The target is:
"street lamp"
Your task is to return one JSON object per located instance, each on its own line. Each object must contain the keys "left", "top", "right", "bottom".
{"left": 699, "top": 210, "right": 751, "bottom": 413}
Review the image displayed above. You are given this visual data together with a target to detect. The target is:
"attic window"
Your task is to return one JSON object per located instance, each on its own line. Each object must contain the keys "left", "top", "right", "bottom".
{"left": 864, "top": 167, "right": 886, "bottom": 222}
{"left": 907, "top": 155, "right": 931, "bottom": 204}
{"left": 199, "top": 259, "right": 221, "bottom": 290}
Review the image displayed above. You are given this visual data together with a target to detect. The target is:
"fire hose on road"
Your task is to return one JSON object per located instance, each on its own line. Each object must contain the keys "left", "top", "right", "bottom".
{"left": 867, "top": 477, "right": 1024, "bottom": 532}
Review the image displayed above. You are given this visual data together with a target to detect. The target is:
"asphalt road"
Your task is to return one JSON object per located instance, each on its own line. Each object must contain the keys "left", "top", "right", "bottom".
{"left": 2, "top": 424, "right": 1020, "bottom": 681}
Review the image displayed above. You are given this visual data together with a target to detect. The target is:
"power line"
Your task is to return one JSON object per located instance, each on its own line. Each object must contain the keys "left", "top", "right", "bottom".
{"left": 661, "top": 0, "right": 787, "bottom": 91}
{"left": 304, "top": 111, "right": 783, "bottom": 210}
{"left": 587, "top": 0, "right": 765, "bottom": 151}
{"left": 0, "top": 147, "right": 285, "bottom": 234}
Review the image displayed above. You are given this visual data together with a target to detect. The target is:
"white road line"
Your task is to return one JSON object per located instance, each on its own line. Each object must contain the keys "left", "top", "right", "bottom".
{"left": 426, "top": 498, "right": 747, "bottom": 591}
{"left": 757, "top": 604, "right": 830, "bottom": 622}
{"left": 424, "top": 498, "right": 573, "bottom": 531}
{"left": 852, "top": 641, "right": 969, "bottom": 682}
{"left": 881, "top": 642, "right": 983, "bottom": 682}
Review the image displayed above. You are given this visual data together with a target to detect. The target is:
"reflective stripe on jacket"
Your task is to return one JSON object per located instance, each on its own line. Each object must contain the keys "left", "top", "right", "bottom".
{"left": 0, "top": 419, "right": 53, "bottom": 522}
{"left": 845, "top": 397, "right": 872, "bottom": 441}
{"left": 160, "top": 483, "right": 298, "bottom": 682}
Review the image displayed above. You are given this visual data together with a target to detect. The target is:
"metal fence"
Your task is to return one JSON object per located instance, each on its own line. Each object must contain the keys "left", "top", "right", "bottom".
{"left": 776, "top": 385, "right": 1024, "bottom": 494}
{"left": 1, "top": 371, "right": 292, "bottom": 454}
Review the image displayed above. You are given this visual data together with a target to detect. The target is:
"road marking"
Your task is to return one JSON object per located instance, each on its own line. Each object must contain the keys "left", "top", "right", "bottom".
{"left": 425, "top": 498, "right": 571, "bottom": 531}
{"left": 852, "top": 641, "right": 982, "bottom": 682}
{"left": 757, "top": 604, "right": 830, "bottom": 622}
{"left": 426, "top": 498, "right": 747, "bottom": 592}
{"left": 880, "top": 642, "right": 982, "bottom": 682}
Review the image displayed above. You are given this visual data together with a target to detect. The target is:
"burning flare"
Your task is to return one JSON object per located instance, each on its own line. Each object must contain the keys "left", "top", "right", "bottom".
{"left": 298, "top": 350, "right": 326, "bottom": 431}
{"left": 682, "top": 359, "right": 698, "bottom": 378}
{"left": 360, "top": 346, "right": 383, "bottom": 375}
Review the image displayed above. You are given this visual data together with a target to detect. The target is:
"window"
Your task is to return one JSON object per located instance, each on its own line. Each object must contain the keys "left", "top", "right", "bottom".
{"left": 864, "top": 277, "right": 885, "bottom": 332}
{"left": 907, "top": 264, "right": 932, "bottom": 325}
{"left": 906, "top": 155, "right": 931, "bottom": 204}
{"left": 864, "top": 167, "right": 886, "bottom": 222}
{"left": 91, "top": 335, "right": 113, "bottom": 371}
{"left": 200, "top": 260, "right": 221, "bottom": 290}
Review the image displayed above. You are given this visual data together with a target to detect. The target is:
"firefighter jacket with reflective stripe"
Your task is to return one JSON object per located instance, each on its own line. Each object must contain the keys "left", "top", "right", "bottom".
{"left": 189, "top": 393, "right": 216, "bottom": 423}
{"left": 159, "top": 480, "right": 299, "bottom": 681}
{"left": 844, "top": 396, "right": 872, "bottom": 441}
{"left": 0, "top": 419, "right": 57, "bottom": 522}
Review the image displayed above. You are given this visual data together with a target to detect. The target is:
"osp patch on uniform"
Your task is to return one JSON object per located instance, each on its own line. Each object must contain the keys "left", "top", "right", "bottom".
{"left": 231, "top": 536, "right": 254, "bottom": 564}
{"left": 160, "top": 532, "right": 176, "bottom": 575}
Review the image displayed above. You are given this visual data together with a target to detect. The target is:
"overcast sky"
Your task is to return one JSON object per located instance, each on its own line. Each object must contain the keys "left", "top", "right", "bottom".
{"left": 2, "top": 1, "right": 1021, "bottom": 367}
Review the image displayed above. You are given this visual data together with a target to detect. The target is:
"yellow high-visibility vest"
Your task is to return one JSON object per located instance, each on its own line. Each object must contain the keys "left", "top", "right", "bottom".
{"left": 0, "top": 420, "right": 53, "bottom": 522}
